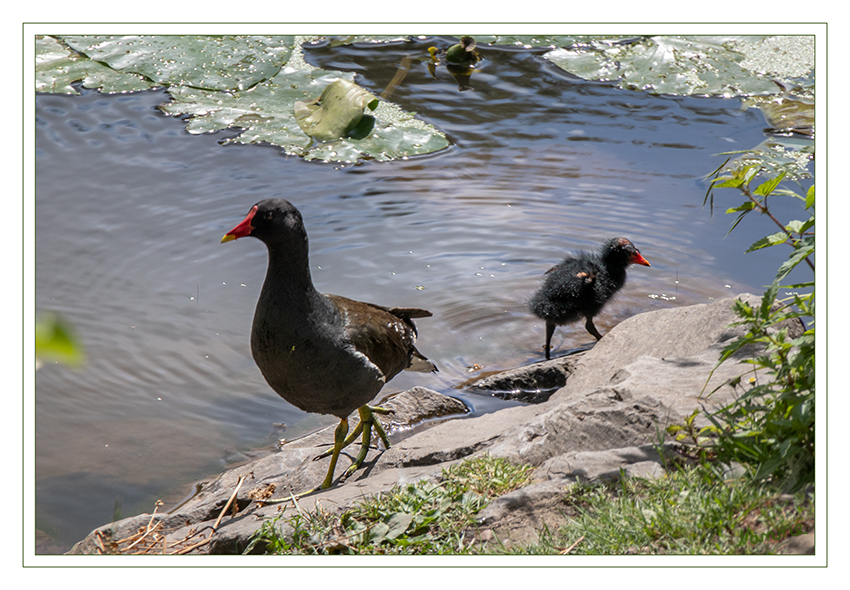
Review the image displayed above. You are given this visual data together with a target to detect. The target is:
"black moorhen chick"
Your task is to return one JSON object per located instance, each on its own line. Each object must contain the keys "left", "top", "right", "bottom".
{"left": 222, "top": 199, "right": 436, "bottom": 491}
{"left": 528, "top": 237, "right": 650, "bottom": 359}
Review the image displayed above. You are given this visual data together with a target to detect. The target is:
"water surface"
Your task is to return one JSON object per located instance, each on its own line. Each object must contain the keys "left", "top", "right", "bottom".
{"left": 34, "top": 38, "right": 811, "bottom": 552}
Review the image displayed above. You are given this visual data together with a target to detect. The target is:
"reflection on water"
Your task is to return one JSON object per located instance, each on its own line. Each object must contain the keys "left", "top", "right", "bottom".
{"left": 34, "top": 38, "right": 809, "bottom": 552}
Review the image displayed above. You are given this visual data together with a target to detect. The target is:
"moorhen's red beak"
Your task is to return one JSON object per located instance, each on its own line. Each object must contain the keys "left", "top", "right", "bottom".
{"left": 631, "top": 252, "right": 651, "bottom": 267}
{"left": 221, "top": 205, "right": 258, "bottom": 243}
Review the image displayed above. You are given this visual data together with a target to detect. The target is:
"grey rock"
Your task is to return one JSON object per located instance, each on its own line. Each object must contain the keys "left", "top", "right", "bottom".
{"left": 552, "top": 293, "right": 804, "bottom": 403}
{"left": 462, "top": 353, "right": 586, "bottom": 403}
{"left": 69, "top": 294, "right": 811, "bottom": 555}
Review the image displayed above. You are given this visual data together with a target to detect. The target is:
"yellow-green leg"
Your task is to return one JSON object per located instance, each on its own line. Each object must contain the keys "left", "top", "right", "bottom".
{"left": 343, "top": 406, "right": 391, "bottom": 478}
{"left": 318, "top": 417, "right": 349, "bottom": 490}
{"left": 269, "top": 407, "right": 391, "bottom": 502}
{"left": 315, "top": 405, "right": 391, "bottom": 459}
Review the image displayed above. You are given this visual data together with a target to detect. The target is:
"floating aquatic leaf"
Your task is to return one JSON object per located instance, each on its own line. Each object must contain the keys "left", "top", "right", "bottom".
{"left": 733, "top": 36, "right": 815, "bottom": 80}
{"left": 544, "top": 36, "right": 812, "bottom": 97}
{"left": 473, "top": 35, "right": 634, "bottom": 49}
{"left": 36, "top": 35, "right": 449, "bottom": 162}
{"left": 305, "top": 35, "right": 423, "bottom": 47}
{"left": 36, "top": 35, "right": 151, "bottom": 94}
{"left": 294, "top": 78, "right": 379, "bottom": 141}
{"left": 62, "top": 35, "right": 294, "bottom": 91}
{"left": 157, "top": 40, "right": 448, "bottom": 162}
{"left": 158, "top": 67, "right": 350, "bottom": 153}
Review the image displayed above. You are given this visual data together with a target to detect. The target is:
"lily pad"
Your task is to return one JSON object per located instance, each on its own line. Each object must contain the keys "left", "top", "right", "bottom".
{"left": 544, "top": 36, "right": 812, "bottom": 97}
{"left": 294, "top": 78, "right": 379, "bottom": 141}
{"left": 39, "top": 35, "right": 449, "bottom": 163}
{"left": 475, "top": 35, "right": 636, "bottom": 49}
{"left": 36, "top": 35, "right": 152, "bottom": 94}
{"left": 158, "top": 41, "right": 448, "bottom": 163}
{"left": 305, "top": 35, "right": 423, "bottom": 47}
{"left": 62, "top": 35, "right": 294, "bottom": 91}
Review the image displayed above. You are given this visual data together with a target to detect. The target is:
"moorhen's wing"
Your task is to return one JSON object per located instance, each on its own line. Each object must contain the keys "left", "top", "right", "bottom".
{"left": 326, "top": 295, "right": 429, "bottom": 381}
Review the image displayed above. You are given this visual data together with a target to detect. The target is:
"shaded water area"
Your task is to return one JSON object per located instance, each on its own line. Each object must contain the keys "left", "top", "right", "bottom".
{"left": 34, "top": 38, "right": 812, "bottom": 553}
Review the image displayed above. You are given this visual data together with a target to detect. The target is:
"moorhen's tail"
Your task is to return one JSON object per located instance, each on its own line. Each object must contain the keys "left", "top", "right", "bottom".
{"left": 408, "top": 346, "right": 438, "bottom": 373}
{"left": 388, "top": 308, "right": 438, "bottom": 372}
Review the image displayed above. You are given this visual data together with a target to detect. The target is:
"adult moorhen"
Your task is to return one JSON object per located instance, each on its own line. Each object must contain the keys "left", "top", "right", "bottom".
{"left": 222, "top": 199, "right": 437, "bottom": 491}
{"left": 528, "top": 237, "right": 650, "bottom": 359}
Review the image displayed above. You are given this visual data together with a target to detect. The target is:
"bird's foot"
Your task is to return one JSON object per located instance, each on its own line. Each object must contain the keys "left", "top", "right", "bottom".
{"left": 364, "top": 405, "right": 392, "bottom": 450}
{"left": 311, "top": 406, "right": 391, "bottom": 483}
{"left": 341, "top": 406, "right": 391, "bottom": 480}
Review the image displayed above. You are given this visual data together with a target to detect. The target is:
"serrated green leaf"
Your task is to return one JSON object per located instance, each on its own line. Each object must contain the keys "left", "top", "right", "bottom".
{"left": 715, "top": 177, "right": 746, "bottom": 189}
{"left": 726, "top": 201, "right": 757, "bottom": 213}
{"left": 775, "top": 239, "right": 814, "bottom": 282}
{"left": 784, "top": 219, "right": 805, "bottom": 233}
{"left": 753, "top": 171, "right": 786, "bottom": 196}
{"left": 746, "top": 231, "right": 788, "bottom": 252}
{"left": 760, "top": 281, "right": 780, "bottom": 316}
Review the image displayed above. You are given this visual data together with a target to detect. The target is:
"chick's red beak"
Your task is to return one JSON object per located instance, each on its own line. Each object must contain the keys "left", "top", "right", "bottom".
{"left": 221, "top": 205, "right": 258, "bottom": 243}
{"left": 630, "top": 252, "right": 651, "bottom": 267}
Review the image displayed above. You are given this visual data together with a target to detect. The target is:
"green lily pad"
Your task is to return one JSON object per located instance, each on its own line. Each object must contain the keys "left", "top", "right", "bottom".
{"left": 158, "top": 66, "right": 348, "bottom": 153}
{"left": 158, "top": 39, "right": 447, "bottom": 162}
{"left": 62, "top": 35, "right": 294, "bottom": 91}
{"left": 544, "top": 36, "right": 812, "bottom": 97}
{"left": 294, "top": 78, "right": 379, "bottom": 141}
{"left": 475, "top": 35, "right": 634, "bottom": 49}
{"left": 36, "top": 35, "right": 152, "bottom": 94}
{"left": 38, "top": 35, "right": 449, "bottom": 163}
{"left": 305, "top": 35, "right": 422, "bottom": 47}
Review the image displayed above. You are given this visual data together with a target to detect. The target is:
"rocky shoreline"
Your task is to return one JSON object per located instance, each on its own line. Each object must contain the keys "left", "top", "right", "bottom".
{"left": 68, "top": 294, "right": 813, "bottom": 555}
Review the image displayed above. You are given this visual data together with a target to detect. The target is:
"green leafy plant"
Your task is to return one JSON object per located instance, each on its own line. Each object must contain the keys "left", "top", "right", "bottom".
{"left": 35, "top": 312, "right": 85, "bottom": 367}
{"left": 666, "top": 408, "right": 718, "bottom": 462}
{"left": 696, "top": 164, "right": 814, "bottom": 493}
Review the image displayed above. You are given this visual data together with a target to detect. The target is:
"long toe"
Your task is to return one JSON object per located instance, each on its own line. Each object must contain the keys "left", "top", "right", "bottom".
{"left": 343, "top": 406, "right": 392, "bottom": 479}
{"left": 318, "top": 418, "right": 349, "bottom": 490}
{"left": 366, "top": 405, "right": 392, "bottom": 449}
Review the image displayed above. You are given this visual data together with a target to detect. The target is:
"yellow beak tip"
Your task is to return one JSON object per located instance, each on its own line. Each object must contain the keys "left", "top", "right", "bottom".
{"left": 221, "top": 234, "right": 236, "bottom": 244}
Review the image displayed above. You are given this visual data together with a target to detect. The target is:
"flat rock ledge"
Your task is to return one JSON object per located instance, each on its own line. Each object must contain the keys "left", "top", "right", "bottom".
{"left": 69, "top": 294, "right": 813, "bottom": 556}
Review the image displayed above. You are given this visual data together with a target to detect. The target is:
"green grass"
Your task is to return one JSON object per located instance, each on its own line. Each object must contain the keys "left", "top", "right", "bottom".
{"left": 497, "top": 465, "right": 814, "bottom": 555}
{"left": 246, "top": 454, "right": 533, "bottom": 555}
{"left": 246, "top": 455, "right": 813, "bottom": 556}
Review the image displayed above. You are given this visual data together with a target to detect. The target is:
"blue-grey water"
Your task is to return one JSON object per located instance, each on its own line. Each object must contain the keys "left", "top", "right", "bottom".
{"left": 34, "top": 38, "right": 812, "bottom": 552}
